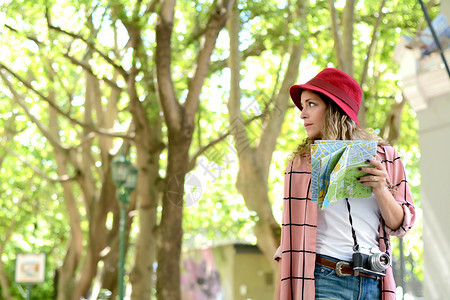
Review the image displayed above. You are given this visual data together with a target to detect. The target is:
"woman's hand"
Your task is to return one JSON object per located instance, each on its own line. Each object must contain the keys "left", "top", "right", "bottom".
{"left": 357, "top": 158, "right": 404, "bottom": 230}
{"left": 357, "top": 158, "right": 389, "bottom": 195}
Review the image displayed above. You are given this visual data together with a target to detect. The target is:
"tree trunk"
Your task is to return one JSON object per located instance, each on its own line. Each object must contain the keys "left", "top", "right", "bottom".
{"left": 227, "top": 0, "right": 305, "bottom": 271}
{"left": 329, "top": 0, "right": 355, "bottom": 75}
{"left": 0, "top": 260, "right": 13, "bottom": 300}
{"left": 98, "top": 187, "right": 129, "bottom": 299}
{"left": 127, "top": 32, "right": 162, "bottom": 298}
{"left": 129, "top": 154, "right": 159, "bottom": 300}
{"left": 75, "top": 71, "right": 108, "bottom": 299}
{"left": 155, "top": 0, "right": 234, "bottom": 298}
{"left": 42, "top": 69, "right": 84, "bottom": 300}
{"left": 157, "top": 139, "right": 189, "bottom": 300}
{"left": 342, "top": 0, "right": 355, "bottom": 76}
{"left": 381, "top": 95, "right": 407, "bottom": 145}
{"left": 0, "top": 197, "right": 25, "bottom": 300}
{"left": 330, "top": 0, "right": 346, "bottom": 70}
{"left": 54, "top": 149, "right": 83, "bottom": 300}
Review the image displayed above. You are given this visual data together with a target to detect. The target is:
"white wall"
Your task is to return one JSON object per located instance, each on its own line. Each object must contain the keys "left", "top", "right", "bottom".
{"left": 416, "top": 93, "right": 450, "bottom": 299}
{"left": 419, "top": 4, "right": 450, "bottom": 298}
{"left": 393, "top": 4, "right": 450, "bottom": 297}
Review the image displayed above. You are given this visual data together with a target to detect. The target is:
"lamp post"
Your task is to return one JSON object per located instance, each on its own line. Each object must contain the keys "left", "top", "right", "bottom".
{"left": 112, "top": 150, "right": 138, "bottom": 300}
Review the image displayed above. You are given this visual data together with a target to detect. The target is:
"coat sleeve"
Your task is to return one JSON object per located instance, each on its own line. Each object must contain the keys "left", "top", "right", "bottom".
{"left": 380, "top": 146, "right": 416, "bottom": 237}
{"left": 273, "top": 158, "right": 295, "bottom": 262}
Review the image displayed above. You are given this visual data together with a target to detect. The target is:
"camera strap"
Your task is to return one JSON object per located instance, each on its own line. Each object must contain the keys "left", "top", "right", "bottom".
{"left": 345, "top": 198, "right": 360, "bottom": 251}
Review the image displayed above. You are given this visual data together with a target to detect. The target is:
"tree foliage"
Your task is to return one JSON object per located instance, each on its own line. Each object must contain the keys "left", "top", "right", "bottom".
{"left": 0, "top": 0, "right": 435, "bottom": 298}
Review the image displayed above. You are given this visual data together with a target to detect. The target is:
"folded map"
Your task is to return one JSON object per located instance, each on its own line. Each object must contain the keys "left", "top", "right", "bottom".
{"left": 311, "top": 140, "right": 377, "bottom": 209}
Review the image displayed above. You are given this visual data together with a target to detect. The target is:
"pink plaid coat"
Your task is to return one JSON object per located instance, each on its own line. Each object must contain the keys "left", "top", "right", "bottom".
{"left": 274, "top": 145, "right": 415, "bottom": 300}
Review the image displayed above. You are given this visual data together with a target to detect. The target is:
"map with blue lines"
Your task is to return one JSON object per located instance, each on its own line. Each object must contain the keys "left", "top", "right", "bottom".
{"left": 311, "top": 140, "right": 377, "bottom": 209}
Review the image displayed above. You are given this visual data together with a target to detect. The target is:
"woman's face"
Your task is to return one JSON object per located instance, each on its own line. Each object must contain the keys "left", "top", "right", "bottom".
{"left": 300, "top": 90, "right": 327, "bottom": 139}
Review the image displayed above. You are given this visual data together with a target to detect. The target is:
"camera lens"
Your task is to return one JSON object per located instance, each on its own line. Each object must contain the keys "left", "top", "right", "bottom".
{"left": 369, "top": 253, "right": 391, "bottom": 271}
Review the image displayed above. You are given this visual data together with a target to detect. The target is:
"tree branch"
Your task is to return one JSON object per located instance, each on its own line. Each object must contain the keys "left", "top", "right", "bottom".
{"left": 258, "top": 3, "right": 305, "bottom": 170}
{"left": 155, "top": 0, "right": 182, "bottom": 133}
{"left": 227, "top": 0, "right": 251, "bottom": 155}
{"left": 5, "top": 24, "right": 43, "bottom": 47}
{"left": 142, "top": 0, "right": 159, "bottom": 17}
{"left": 360, "top": 0, "right": 386, "bottom": 88}
{"left": 0, "top": 63, "right": 133, "bottom": 140}
{"left": 47, "top": 24, "right": 129, "bottom": 80}
{"left": 329, "top": 0, "right": 345, "bottom": 70}
{"left": 358, "top": 0, "right": 387, "bottom": 128}
{"left": 0, "top": 70, "right": 69, "bottom": 151}
{"left": 188, "top": 112, "right": 265, "bottom": 171}
{"left": 63, "top": 51, "right": 123, "bottom": 92}
{"left": 184, "top": 0, "right": 235, "bottom": 121}
{"left": 209, "top": 41, "right": 267, "bottom": 74}
{"left": 1, "top": 145, "right": 79, "bottom": 182}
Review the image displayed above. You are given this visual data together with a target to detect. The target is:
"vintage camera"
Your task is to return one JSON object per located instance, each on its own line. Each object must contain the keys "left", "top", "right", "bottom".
{"left": 352, "top": 247, "right": 390, "bottom": 277}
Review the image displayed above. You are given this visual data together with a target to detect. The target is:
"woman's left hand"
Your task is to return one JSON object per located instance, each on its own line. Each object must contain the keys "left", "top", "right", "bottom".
{"left": 357, "top": 158, "right": 388, "bottom": 194}
{"left": 357, "top": 157, "right": 405, "bottom": 230}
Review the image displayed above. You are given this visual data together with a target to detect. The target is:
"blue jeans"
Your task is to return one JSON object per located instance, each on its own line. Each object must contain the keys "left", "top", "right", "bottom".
{"left": 314, "top": 255, "right": 381, "bottom": 300}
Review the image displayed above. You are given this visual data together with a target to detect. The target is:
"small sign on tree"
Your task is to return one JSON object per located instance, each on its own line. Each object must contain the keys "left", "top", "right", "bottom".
{"left": 15, "top": 253, "right": 46, "bottom": 284}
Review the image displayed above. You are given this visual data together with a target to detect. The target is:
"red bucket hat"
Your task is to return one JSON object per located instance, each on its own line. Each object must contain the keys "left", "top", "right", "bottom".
{"left": 289, "top": 68, "right": 362, "bottom": 126}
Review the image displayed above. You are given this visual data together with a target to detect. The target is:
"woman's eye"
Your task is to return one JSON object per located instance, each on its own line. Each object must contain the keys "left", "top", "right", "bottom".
{"left": 300, "top": 101, "right": 317, "bottom": 108}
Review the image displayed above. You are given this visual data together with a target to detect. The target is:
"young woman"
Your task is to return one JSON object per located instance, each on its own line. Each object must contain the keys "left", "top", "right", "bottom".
{"left": 273, "top": 68, "right": 415, "bottom": 300}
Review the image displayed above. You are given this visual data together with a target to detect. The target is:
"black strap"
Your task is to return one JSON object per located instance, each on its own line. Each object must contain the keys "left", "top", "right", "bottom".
{"left": 346, "top": 198, "right": 391, "bottom": 260}
{"left": 380, "top": 218, "right": 389, "bottom": 251}
{"left": 345, "top": 198, "right": 360, "bottom": 251}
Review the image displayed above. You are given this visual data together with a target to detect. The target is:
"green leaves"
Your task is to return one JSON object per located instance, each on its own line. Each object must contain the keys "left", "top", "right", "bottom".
{"left": 0, "top": 0, "right": 430, "bottom": 296}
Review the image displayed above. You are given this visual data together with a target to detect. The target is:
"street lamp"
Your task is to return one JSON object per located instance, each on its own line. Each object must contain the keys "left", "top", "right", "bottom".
{"left": 112, "top": 149, "right": 138, "bottom": 300}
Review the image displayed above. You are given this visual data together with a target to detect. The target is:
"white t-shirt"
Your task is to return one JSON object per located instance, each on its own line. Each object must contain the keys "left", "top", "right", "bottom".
{"left": 316, "top": 194, "right": 381, "bottom": 261}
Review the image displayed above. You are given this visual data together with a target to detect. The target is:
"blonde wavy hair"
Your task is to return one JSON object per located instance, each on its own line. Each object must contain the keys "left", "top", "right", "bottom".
{"left": 293, "top": 92, "right": 387, "bottom": 160}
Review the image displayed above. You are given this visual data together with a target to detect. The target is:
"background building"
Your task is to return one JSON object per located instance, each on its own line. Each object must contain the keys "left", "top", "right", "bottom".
{"left": 181, "top": 243, "right": 274, "bottom": 300}
{"left": 394, "top": 2, "right": 450, "bottom": 298}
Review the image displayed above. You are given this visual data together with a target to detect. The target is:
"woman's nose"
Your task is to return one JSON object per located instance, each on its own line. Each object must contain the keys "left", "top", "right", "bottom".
{"left": 300, "top": 109, "right": 307, "bottom": 119}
